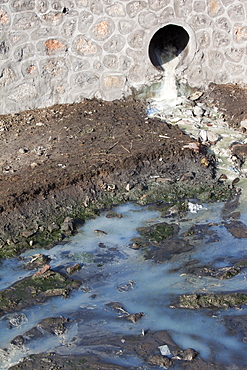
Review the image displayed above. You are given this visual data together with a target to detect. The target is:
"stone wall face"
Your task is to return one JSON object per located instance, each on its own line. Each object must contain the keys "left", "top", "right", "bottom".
{"left": 0, "top": 0, "right": 246, "bottom": 114}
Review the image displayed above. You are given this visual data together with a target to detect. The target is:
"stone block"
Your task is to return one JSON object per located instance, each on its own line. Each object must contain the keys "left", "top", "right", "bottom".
{"left": 61, "top": 19, "right": 77, "bottom": 38}
{"left": 126, "top": 47, "right": 145, "bottom": 62}
{"left": 44, "top": 39, "right": 67, "bottom": 55}
{"left": 207, "top": 0, "right": 224, "bottom": 18}
{"left": 225, "top": 47, "right": 244, "bottom": 63}
{"left": 8, "top": 82, "right": 37, "bottom": 103}
{"left": 138, "top": 11, "right": 158, "bottom": 29}
{"left": 93, "top": 60, "right": 103, "bottom": 71}
{"left": 148, "top": 0, "right": 170, "bottom": 11}
{"left": 0, "top": 7, "right": 10, "bottom": 28}
{"left": 193, "top": 1, "right": 206, "bottom": 12}
{"left": 227, "top": 4, "right": 245, "bottom": 21}
{"left": 0, "top": 65, "right": 16, "bottom": 87}
{"left": 102, "top": 73, "right": 126, "bottom": 89}
{"left": 21, "top": 61, "right": 39, "bottom": 78}
{"left": 159, "top": 6, "right": 174, "bottom": 21}
{"left": 118, "top": 19, "right": 135, "bottom": 35}
{"left": 90, "top": 0, "right": 103, "bottom": 15}
{"left": 75, "top": 0, "right": 88, "bottom": 7}
{"left": 213, "top": 30, "right": 230, "bottom": 48}
{"left": 40, "top": 57, "right": 68, "bottom": 79}
{"left": 71, "top": 56, "right": 90, "bottom": 72}
{"left": 106, "top": 2, "right": 126, "bottom": 17}
{"left": 10, "top": 0, "right": 35, "bottom": 12}
{"left": 196, "top": 31, "right": 211, "bottom": 49}
{"left": 13, "top": 12, "right": 40, "bottom": 30}
{"left": 72, "top": 35, "right": 101, "bottom": 56}
{"left": 214, "top": 71, "right": 229, "bottom": 84}
{"left": 36, "top": 0, "right": 48, "bottom": 13}
{"left": 126, "top": 1, "right": 147, "bottom": 18}
{"left": 78, "top": 11, "right": 93, "bottom": 33}
{"left": 90, "top": 18, "right": 115, "bottom": 41}
{"left": 127, "top": 30, "right": 145, "bottom": 49}
{"left": 119, "top": 56, "right": 132, "bottom": 71}
{"left": 14, "top": 43, "right": 35, "bottom": 61}
{"left": 225, "top": 62, "right": 244, "bottom": 76}
{"left": 8, "top": 32, "right": 29, "bottom": 46}
{"left": 189, "top": 14, "right": 212, "bottom": 30}
{"left": 41, "top": 11, "right": 63, "bottom": 27}
{"left": 174, "top": 0, "right": 192, "bottom": 18}
{"left": 216, "top": 17, "right": 231, "bottom": 33}
{"left": 234, "top": 25, "right": 247, "bottom": 43}
{"left": 103, "top": 54, "right": 118, "bottom": 69}
{"left": 128, "top": 64, "right": 146, "bottom": 82}
{"left": 0, "top": 39, "right": 9, "bottom": 59}
{"left": 221, "top": 0, "right": 232, "bottom": 5}
{"left": 208, "top": 50, "right": 224, "bottom": 70}
{"left": 31, "top": 27, "right": 58, "bottom": 40}
{"left": 71, "top": 71, "right": 99, "bottom": 91}
{"left": 103, "top": 34, "right": 125, "bottom": 53}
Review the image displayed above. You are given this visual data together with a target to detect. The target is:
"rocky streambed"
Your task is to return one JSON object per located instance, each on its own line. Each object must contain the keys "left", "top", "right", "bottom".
{"left": 0, "top": 84, "right": 247, "bottom": 369}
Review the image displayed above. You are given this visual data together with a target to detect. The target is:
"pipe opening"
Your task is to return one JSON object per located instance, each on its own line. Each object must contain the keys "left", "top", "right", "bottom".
{"left": 149, "top": 24, "right": 190, "bottom": 70}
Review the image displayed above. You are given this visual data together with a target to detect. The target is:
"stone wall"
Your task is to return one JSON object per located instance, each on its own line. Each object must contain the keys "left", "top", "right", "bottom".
{"left": 0, "top": 0, "right": 247, "bottom": 114}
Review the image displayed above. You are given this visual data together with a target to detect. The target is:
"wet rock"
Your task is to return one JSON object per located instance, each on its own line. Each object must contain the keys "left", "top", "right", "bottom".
{"left": 105, "top": 211, "right": 122, "bottom": 218}
{"left": 117, "top": 280, "right": 134, "bottom": 292}
{"left": 147, "top": 354, "right": 173, "bottom": 368}
{"left": 66, "top": 263, "right": 81, "bottom": 274}
{"left": 61, "top": 216, "right": 74, "bottom": 234}
{"left": 11, "top": 316, "right": 69, "bottom": 346}
{"left": 178, "top": 293, "right": 247, "bottom": 309}
{"left": 126, "top": 312, "right": 145, "bottom": 323}
{"left": 172, "top": 348, "right": 198, "bottom": 361}
{"left": 0, "top": 270, "right": 81, "bottom": 317}
{"left": 198, "top": 129, "right": 219, "bottom": 145}
{"left": 188, "top": 265, "right": 241, "bottom": 279}
{"left": 24, "top": 253, "right": 50, "bottom": 269}
{"left": 223, "top": 220, "right": 247, "bottom": 238}
{"left": 94, "top": 229, "right": 107, "bottom": 235}
{"left": 8, "top": 313, "right": 28, "bottom": 329}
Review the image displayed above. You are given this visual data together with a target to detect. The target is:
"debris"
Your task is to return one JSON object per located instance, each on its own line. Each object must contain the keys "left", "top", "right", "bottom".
{"left": 188, "top": 202, "right": 205, "bottom": 213}
{"left": 158, "top": 344, "right": 172, "bottom": 356}
{"left": 117, "top": 280, "right": 135, "bottom": 292}
{"left": 189, "top": 91, "right": 203, "bottom": 101}
{"left": 182, "top": 142, "right": 200, "bottom": 153}
{"left": 126, "top": 312, "right": 144, "bottom": 323}
{"left": 94, "top": 229, "right": 107, "bottom": 235}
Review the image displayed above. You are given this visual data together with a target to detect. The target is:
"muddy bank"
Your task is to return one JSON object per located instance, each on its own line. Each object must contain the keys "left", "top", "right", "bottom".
{"left": 0, "top": 97, "right": 226, "bottom": 259}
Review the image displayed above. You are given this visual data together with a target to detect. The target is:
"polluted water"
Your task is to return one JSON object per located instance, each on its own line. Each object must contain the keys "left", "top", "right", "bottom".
{"left": 1, "top": 60, "right": 247, "bottom": 369}
{"left": 0, "top": 199, "right": 247, "bottom": 368}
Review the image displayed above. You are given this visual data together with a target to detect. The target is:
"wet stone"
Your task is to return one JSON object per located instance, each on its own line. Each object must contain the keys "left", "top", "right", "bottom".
{"left": 178, "top": 293, "right": 247, "bottom": 309}
{"left": 24, "top": 253, "right": 51, "bottom": 269}
{"left": 147, "top": 355, "right": 173, "bottom": 368}
{"left": 66, "top": 263, "right": 81, "bottom": 274}
{"left": 11, "top": 316, "right": 69, "bottom": 346}
{"left": 224, "top": 220, "right": 247, "bottom": 238}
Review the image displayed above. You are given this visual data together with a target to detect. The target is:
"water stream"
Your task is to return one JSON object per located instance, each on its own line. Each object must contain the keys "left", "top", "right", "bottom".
{"left": 1, "top": 65, "right": 247, "bottom": 369}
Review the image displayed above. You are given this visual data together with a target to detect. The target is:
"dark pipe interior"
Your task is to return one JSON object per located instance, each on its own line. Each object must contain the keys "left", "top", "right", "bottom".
{"left": 149, "top": 25, "right": 189, "bottom": 70}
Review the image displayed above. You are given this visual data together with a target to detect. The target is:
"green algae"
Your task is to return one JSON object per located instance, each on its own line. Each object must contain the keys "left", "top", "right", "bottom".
{"left": 179, "top": 293, "right": 247, "bottom": 309}
{"left": 0, "top": 270, "right": 81, "bottom": 317}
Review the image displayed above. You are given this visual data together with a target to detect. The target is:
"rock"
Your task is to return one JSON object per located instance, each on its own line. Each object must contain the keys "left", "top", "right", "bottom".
{"left": 94, "top": 229, "right": 107, "bottom": 235}
{"left": 48, "top": 223, "right": 60, "bottom": 233}
{"left": 8, "top": 313, "right": 28, "bottom": 328}
{"left": 198, "top": 130, "right": 219, "bottom": 144}
{"left": 117, "top": 280, "right": 135, "bottom": 292}
{"left": 240, "top": 119, "right": 247, "bottom": 129}
{"left": 61, "top": 217, "right": 74, "bottom": 234}
{"left": 172, "top": 348, "right": 198, "bottom": 361}
{"left": 25, "top": 253, "right": 50, "bottom": 269}
{"left": 193, "top": 105, "right": 204, "bottom": 117}
{"left": 189, "top": 91, "right": 203, "bottom": 101}
{"left": 18, "top": 148, "right": 28, "bottom": 154}
{"left": 126, "top": 312, "right": 144, "bottom": 323}
{"left": 147, "top": 355, "right": 173, "bottom": 368}
{"left": 66, "top": 263, "right": 81, "bottom": 275}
